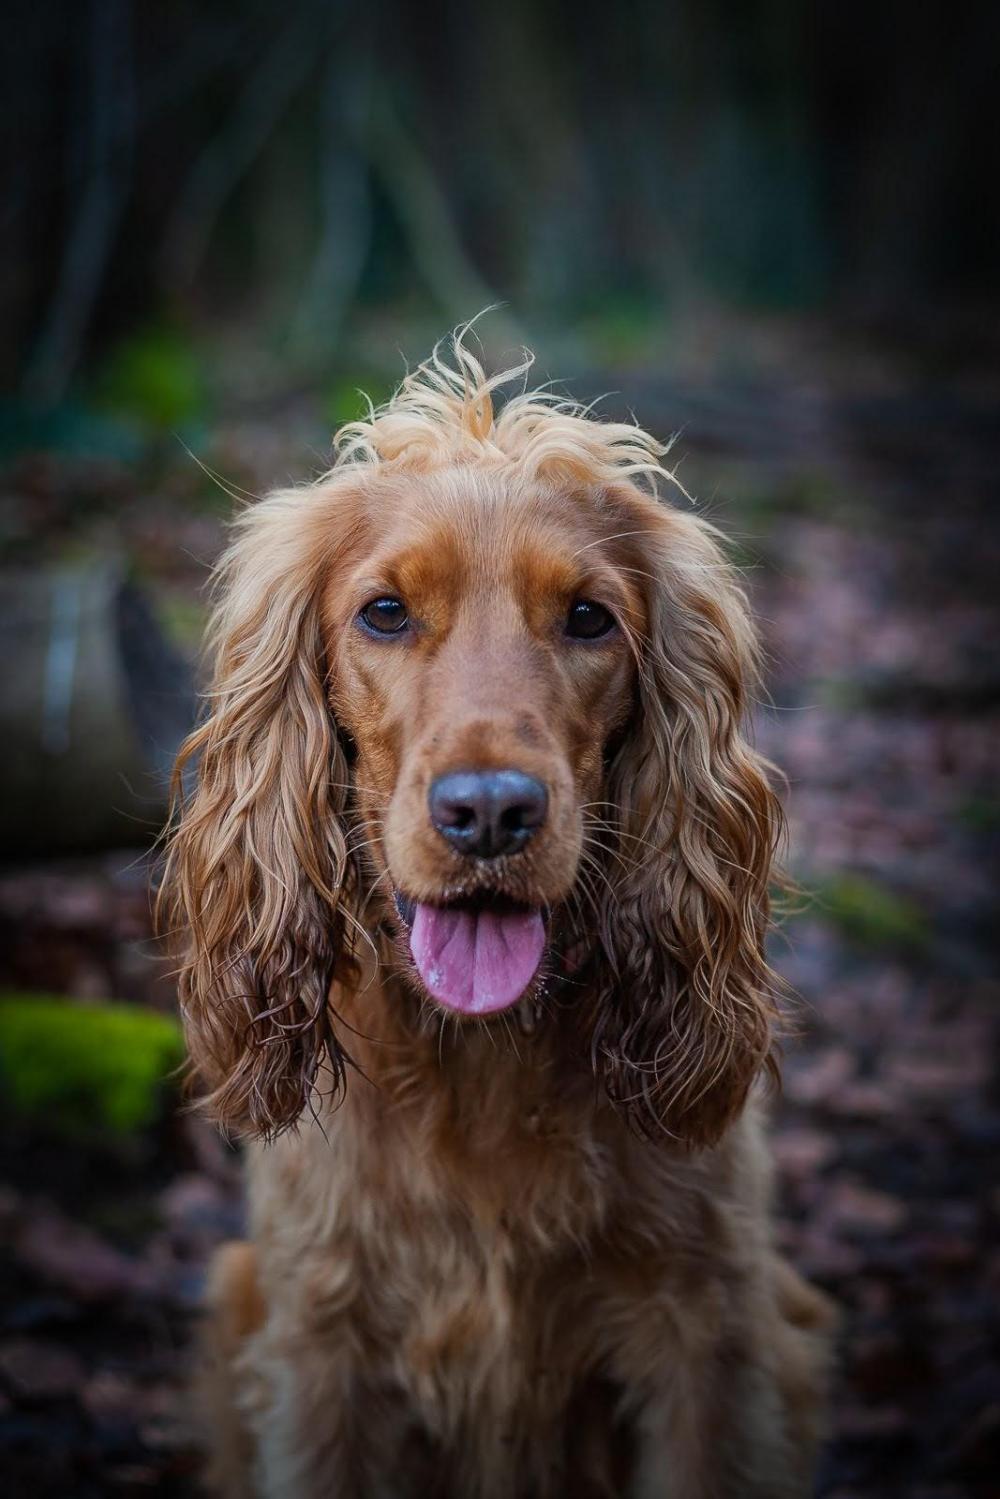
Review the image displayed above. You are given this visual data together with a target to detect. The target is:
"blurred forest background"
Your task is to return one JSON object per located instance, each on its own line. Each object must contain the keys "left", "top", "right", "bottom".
{"left": 1, "top": 2, "right": 998, "bottom": 1496}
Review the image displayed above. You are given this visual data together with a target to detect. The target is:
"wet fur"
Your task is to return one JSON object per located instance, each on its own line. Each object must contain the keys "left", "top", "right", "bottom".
{"left": 163, "top": 335, "right": 834, "bottom": 1496}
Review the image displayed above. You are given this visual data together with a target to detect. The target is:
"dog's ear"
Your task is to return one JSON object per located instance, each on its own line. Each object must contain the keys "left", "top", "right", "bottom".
{"left": 160, "top": 479, "right": 361, "bottom": 1139}
{"left": 592, "top": 492, "right": 782, "bottom": 1148}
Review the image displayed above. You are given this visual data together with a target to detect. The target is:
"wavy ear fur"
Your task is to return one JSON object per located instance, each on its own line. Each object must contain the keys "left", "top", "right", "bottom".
{"left": 160, "top": 479, "right": 360, "bottom": 1139}
{"left": 592, "top": 491, "right": 783, "bottom": 1148}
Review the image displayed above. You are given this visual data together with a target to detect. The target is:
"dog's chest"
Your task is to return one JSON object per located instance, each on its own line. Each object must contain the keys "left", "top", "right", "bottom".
{"left": 289, "top": 1107, "right": 612, "bottom": 1326}
{"left": 377, "top": 1208, "right": 635, "bottom": 1497}
{"left": 250, "top": 1087, "right": 657, "bottom": 1492}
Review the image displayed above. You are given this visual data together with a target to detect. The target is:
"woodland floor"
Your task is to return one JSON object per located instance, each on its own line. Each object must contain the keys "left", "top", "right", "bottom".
{"left": 1, "top": 337, "right": 998, "bottom": 1496}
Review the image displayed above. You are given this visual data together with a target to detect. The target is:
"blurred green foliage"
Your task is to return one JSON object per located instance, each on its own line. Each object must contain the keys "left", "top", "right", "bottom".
{"left": 956, "top": 795, "right": 1000, "bottom": 832}
{"left": 0, "top": 995, "right": 184, "bottom": 1136}
{"left": 574, "top": 291, "right": 662, "bottom": 363}
{"left": 96, "top": 327, "right": 208, "bottom": 433}
{"left": 810, "top": 873, "right": 929, "bottom": 952}
{"left": 737, "top": 468, "right": 856, "bottom": 523}
{"left": 152, "top": 588, "right": 210, "bottom": 654}
{"left": 323, "top": 373, "right": 396, "bottom": 430}
{"left": 6, "top": 4, "right": 995, "bottom": 405}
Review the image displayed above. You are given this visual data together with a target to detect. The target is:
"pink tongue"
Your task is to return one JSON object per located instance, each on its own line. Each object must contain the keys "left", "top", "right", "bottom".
{"left": 409, "top": 904, "right": 545, "bottom": 1014}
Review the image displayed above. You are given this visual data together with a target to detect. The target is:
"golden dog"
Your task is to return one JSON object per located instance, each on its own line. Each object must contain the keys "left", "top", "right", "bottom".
{"left": 163, "top": 335, "right": 833, "bottom": 1497}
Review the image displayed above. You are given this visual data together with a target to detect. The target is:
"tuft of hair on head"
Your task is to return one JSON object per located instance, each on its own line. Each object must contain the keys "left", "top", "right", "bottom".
{"left": 333, "top": 319, "right": 685, "bottom": 497}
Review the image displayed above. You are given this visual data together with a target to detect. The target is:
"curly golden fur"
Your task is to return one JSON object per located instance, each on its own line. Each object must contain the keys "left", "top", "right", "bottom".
{"left": 162, "top": 333, "right": 834, "bottom": 1497}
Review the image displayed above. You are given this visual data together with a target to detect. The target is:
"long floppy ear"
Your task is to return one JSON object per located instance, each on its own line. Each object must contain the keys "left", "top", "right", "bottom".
{"left": 592, "top": 492, "right": 783, "bottom": 1148}
{"left": 160, "top": 478, "right": 360, "bottom": 1139}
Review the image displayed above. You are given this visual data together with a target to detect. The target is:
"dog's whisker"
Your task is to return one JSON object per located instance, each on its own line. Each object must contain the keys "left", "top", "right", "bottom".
{"left": 569, "top": 528, "right": 669, "bottom": 559}
{"left": 575, "top": 844, "right": 622, "bottom": 902}
{"left": 580, "top": 830, "right": 639, "bottom": 876}
{"left": 570, "top": 863, "right": 609, "bottom": 928}
{"left": 497, "top": 1008, "right": 523, "bottom": 1067}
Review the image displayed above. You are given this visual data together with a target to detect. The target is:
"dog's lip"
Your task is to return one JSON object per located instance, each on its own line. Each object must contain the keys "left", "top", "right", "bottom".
{"left": 393, "top": 887, "right": 417, "bottom": 928}
{"left": 392, "top": 885, "right": 541, "bottom": 929}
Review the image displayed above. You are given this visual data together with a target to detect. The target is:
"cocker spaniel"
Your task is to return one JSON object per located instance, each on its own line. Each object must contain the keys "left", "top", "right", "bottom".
{"left": 163, "top": 334, "right": 834, "bottom": 1498}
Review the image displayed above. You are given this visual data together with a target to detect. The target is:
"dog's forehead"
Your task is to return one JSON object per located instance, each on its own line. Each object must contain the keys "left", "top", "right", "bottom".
{"left": 361, "top": 466, "right": 608, "bottom": 599}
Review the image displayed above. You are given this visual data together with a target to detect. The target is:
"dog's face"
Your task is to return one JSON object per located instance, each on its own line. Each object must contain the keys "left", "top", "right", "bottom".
{"left": 324, "top": 470, "right": 642, "bottom": 1015}
{"left": 165, "top": 346, "right": 782, "bottom": 1143}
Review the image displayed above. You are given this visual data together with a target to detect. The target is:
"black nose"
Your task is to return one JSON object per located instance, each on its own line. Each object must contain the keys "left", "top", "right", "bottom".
{"left": 428, "top": 770, "right": 548, "bottom": 858}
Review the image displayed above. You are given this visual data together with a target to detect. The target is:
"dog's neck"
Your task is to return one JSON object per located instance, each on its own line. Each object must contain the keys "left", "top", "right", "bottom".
{"left": 333, "top": 941, "right": 603, "bottom": 1122}
{"left": 325, "top": 954, "right": 632, "bottom": 1240}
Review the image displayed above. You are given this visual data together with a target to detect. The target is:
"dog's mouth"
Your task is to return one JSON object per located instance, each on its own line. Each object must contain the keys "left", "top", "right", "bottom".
{"left": 392, "top": 888, "right": 546, "bottom": 1015}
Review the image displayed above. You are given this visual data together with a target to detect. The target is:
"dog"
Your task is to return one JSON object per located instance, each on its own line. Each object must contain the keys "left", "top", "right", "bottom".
{"left": 162, "top": 334, "right": 834, "bottom": 1497}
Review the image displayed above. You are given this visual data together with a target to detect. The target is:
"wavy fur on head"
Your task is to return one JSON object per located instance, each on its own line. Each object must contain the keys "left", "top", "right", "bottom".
{"left": 162, "top": 329, "right": 783, "bottom": 1147}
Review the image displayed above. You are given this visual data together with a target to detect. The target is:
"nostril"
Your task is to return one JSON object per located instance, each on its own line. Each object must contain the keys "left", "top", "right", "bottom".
{"left": 429, "top": 775, "right": 481, "bottom": 834}
{"left": 495, "top": 774, "right": 548, "bottom": 842}
{"left": 500, "top": 801, "right": 540, "bottom": 833}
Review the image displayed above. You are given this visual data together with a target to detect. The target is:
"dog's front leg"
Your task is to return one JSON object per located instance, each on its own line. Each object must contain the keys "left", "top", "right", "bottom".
{"left": 250, "top": 1325, "right": 413, "bottom": 1499}
{"left": 199, "top": 1242, "right": 380, "bottom": 1498}
{"left": 629, "top": 1354, "right": 817, "bottom": 1499}
{"left": 253, "top": 1349, "right": 361, "bottom": 1499}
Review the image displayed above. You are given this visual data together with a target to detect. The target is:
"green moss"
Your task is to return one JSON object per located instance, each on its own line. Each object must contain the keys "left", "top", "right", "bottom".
{"left": 0, "top": 995, "right": 184, "bottom": 1136}
{"left": 809, "top": 873, "right": 929, "bottom": 952}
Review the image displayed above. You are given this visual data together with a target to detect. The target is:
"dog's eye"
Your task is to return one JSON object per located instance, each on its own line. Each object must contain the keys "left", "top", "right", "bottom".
{"left": 565, "top": 599, "right": 615, "bottom": 640}
{"left": 360, "top": 597, "right": 409, "bottom": 635}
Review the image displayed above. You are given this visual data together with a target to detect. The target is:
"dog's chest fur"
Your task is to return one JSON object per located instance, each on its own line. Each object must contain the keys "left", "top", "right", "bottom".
{"left": 242, "top": 1019, "right": 757, "bottom": 1495}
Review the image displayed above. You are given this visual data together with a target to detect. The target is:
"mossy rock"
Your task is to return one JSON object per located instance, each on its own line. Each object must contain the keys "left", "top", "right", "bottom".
{"left": 0, "top": 994, "right": 184, "bottom": 1137}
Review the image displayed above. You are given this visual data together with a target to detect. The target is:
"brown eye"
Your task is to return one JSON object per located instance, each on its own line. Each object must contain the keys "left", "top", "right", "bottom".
{"left": 360, "top": 597, "right": 409, "bottom": 635}
{"left": 566, "top": 599, "right": 615, "bottom": 640}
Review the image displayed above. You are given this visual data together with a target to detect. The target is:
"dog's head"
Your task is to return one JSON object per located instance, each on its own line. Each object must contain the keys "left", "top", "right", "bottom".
{"left": 164, "top": 338, "right": 782, "bottom": 1146}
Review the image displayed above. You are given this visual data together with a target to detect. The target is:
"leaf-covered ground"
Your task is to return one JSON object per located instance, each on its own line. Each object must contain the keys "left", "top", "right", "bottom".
{"left": 1, "top": 351, "right": 997, "bottom": 1496}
